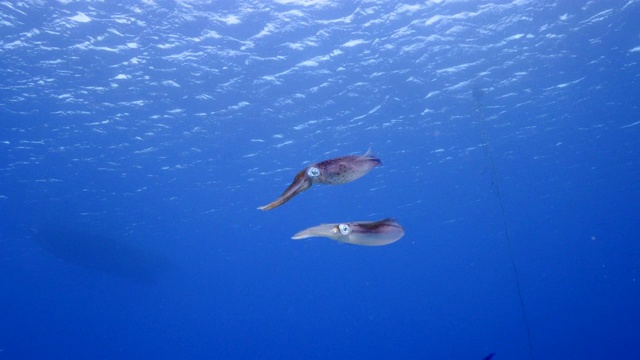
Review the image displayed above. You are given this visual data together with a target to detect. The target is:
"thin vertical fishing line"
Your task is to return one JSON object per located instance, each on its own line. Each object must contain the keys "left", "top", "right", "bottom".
{"left": 475, "top": 95, "right": 536, "bottom": 360}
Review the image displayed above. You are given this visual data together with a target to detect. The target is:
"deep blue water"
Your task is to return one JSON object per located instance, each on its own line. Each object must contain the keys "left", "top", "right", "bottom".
{"left": 1, "top": 1, "right": 639, "bottom": 359}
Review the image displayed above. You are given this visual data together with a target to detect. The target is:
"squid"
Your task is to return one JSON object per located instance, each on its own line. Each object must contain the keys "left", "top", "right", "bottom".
{"left": 292, "top": 218, "right": 405, "bottom": 246}
{"left": 258, "top": 149, "right": 381, "bottom": 211}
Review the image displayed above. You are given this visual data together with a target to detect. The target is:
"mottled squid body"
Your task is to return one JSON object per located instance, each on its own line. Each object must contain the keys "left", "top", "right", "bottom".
{"left": 292, "top": 218, "right": 405, "bottom": 246}
{"left": 258, "top": 149, "right": 381, "bottom": 211}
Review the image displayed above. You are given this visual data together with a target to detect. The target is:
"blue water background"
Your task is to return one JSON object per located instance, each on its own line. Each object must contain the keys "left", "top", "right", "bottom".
{"left": 1, "top": 1, "right": 639, "bottom": 359}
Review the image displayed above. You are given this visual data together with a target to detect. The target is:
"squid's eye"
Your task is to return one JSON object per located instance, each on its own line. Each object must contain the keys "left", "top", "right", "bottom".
{"left": 338, "top": 224, "right": 351, "bottom": 235}
{"left": 307, "top": 166, "right": 320, "bottom": 178}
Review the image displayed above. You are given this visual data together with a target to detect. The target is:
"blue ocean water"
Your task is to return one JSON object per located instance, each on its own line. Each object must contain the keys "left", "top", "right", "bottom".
{"left": 1, "top": 0, "right": 639, "bottom": 359}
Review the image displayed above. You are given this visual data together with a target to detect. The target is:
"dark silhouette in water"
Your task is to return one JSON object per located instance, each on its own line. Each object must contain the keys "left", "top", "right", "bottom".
{"left": 472, "top": 85, "right": 485, "bottom": 103}
{"left": 32, "top": 224, "right": 173, "bottom": 283}
{"left": 483, "top": 353, "right": 496, "bottom": 360}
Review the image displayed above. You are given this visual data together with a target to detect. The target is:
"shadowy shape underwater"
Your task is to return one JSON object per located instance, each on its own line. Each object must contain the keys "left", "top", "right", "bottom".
{"left": 32, "top": 224, "right": 173, "bottom": 283}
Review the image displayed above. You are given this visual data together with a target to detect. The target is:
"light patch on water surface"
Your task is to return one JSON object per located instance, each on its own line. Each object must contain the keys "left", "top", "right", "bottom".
{"left": 69, "top": 12, "right": 91, "bottom": 23}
